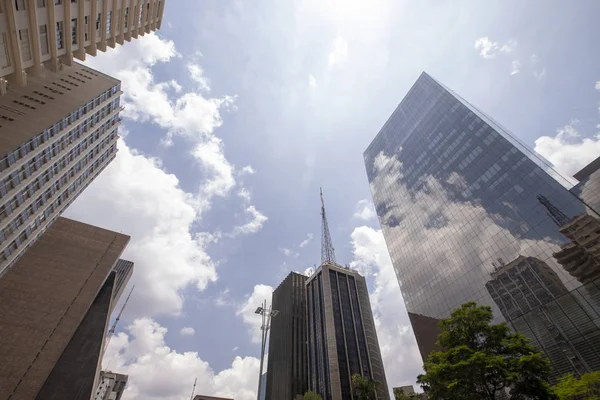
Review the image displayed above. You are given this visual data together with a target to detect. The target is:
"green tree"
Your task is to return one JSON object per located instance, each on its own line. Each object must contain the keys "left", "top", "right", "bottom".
{"left": 417, "top": 301, "right": 555, "bottom": 400}
{"left": 352, "top": 374, "right": 379, "bottom": 400}
{"left": 553, "top": 372, "right": 600, "bottom": 400}
{"left": 302, "top": 391, "right": 322, "bottom": 400}
{"left": 394, "top": 388, "right": 422, "bottom": 399}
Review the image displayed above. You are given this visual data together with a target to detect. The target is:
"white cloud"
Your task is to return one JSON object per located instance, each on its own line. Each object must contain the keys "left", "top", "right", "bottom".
{"left": 510, "top": 60, "right": 521, "bottom": 75}
{"left": 595, "top": 81, "right": 600, "bottom": 90}
{"left": 474, "top": 37, "right": 517, "bottom": 59}
{"left": 534, "top": 67, "right": 547, "bottom": 81}
{"left": 353, "top": 199, "right": 377, "bottom": 221}
{"left": 534, "top": 122, "right": 600, "bottom": 178}
{"left": 474, "top": 37, "right": 499, "bottom": 59}
{"left": 349, "top": 226, "right": 423, "bottom": 390}
{"left": 232, "top": 346, "right": 239, "bottom": 352}
{"left": 65, "top": 137, "right": 217, "bottom": 317}
{"left": 531, "top": 54, "right": 539, "bottom": 64}
{"left": 299, "top": 233, "right": 314, "bottom": 248}
{"left": 280, "top": 247, "right": 298, "bottom": 257}
{"left": 236, "top": 285, "right": 274, "bottom": 344}
{"left": 102, "top": 318, "right": 259, "bottom": 400}
{"left": 180, "top": 327, "right": 196, "bottom": 336}
{"left": 240, "top": 165, "right": 256, "bottom": 175}
{"left": 188, "top": 63, "right": 211, "bottom": 92}
{"left": 328, "top": 35, "right": 349, "bottom": 68}
{"left": 308, "top": 74, "right": 317, "bottom": 93}
{"left": 237, "top": 188, "right": 252, "bottom": 202}
{"left": 230, "top": 206, "right": 268, "bottom": 237}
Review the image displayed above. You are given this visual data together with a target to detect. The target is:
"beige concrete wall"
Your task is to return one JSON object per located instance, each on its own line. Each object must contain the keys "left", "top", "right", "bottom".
{"left": 0, "top": 216, "right": 130, "bottom": 399}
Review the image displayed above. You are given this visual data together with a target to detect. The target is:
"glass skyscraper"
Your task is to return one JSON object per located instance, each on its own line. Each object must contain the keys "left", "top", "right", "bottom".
{"left": 365, "top": 72, "right": 600, "bottom": 380}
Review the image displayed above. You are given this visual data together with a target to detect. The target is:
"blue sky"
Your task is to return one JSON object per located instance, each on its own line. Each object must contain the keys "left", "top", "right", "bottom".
{"left": 63, "top": 1, "right": 600, "bottom": 398}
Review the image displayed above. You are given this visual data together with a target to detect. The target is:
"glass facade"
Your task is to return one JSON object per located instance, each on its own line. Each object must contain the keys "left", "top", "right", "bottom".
{"left": 365, "top": 72, "right": 600, "bottom": 380}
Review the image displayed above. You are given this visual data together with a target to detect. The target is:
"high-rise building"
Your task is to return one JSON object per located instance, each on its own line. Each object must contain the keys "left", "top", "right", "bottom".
{"left": 365, "top": 72, "right": 600, "bottom": 380}
{"left": 0, "top": 0, "right": 165, "bottom": 87}
{"left": 193, "top": 396, "right": 234, "bottom": 400}
{"left": 306, "top": 262, "right": 389, "bottom": 400}
{"left": 94, "top": 371, "right": 128, "bottom": 400}
{"left": 0, "top": 216, "right": 131, "bottom": 399}
{"left": 265, "top": 271, "right": 308, "bottom": 400}
{"left": 0, "top": 0, "right": 166, "bottom": 276}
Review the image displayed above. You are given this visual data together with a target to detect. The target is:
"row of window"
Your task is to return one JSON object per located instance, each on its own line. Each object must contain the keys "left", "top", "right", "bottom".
{"left": 0, "top": 85, "right": 119, "bottom": 173}
{"left": 0, "top": 142, "right": 116, "bottom": 267}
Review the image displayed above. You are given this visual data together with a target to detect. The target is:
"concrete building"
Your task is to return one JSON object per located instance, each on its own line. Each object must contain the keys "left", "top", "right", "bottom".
{"left": 365, "top": 72, "right": 600, "bottom": 379}
{"left": 0, "top": 62, "right": 121, "bottom": 275}
{"left": 0, "top": 216, "right": 131, "bottom": 399}
{"left": 94, "top": 371, "right": 128, "bottom": 400}
{"left": 306, "top": 263, "right": 389, "bottom": 400}
{"left": 112, "top": 258, "right": 133, "bottom": 304}
{"left": 0, "top": 0, "right": 165, "bottom": 86}
{"left": 265, "top": 271, "right": 308, "bottom": 400}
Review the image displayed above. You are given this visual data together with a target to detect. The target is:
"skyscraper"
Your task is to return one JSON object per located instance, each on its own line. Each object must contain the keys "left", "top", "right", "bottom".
{"left": 265, "top": 271, "right": 308, "bottom": 400}
{"left": 0, "top": 0, "right": 166, "bottom": 276}
{"left": 305, "top": 190, "right": 389, "bottom": 400}
{"left": 0, "top": 217, "right": 131, "bottom": 399}
{"left": 306, "top": 263, "right": 389, "bottom": 400}
{"left": 94, "top": 371, "right": 128, "bottom": 400}
{"left": 365, "top": 72, "right": 600, "bottom": 379}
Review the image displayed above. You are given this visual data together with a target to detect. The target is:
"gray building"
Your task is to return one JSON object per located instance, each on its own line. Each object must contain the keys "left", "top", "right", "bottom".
{"left": 365, "top": 72, "right": 600, "bottom": 380}
{"left": 306, "top": 263, "right": 389, "bottom": 400}
{"left": 94, "top": 371, "right": 128, "bottom": 400}
{"left": 265, "top": 272, "right": 307, "bottom": 400}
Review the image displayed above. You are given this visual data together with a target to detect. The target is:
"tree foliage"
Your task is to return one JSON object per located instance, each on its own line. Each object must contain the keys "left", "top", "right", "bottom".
{"left": 417, "top": 301, "right": 555, "bottom": 400}
{"left": 302, "top": 390, "right": 322, "bottom": 400}
{"left": 352, "top": 374, "right": 379, "bottom": 400}
{"left": 393, "top": 388, "right": 422, "bottom": 399}
{"left": 552, "top": 372, "right": 600, "bottom": 400}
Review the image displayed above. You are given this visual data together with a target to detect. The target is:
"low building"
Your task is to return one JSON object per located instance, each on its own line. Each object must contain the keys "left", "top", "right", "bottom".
{"left": 94, "top": 371, "right": 128, "bottom": 400}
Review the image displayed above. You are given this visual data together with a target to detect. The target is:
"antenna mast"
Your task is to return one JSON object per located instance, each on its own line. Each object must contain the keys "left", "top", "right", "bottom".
{"left": 537, "top": 194, "right": 571, "bottom": 227}
{"left": 106, "top": 285, "right": 135, "bottom": 347}
{"left": 320, "top": 188, "right": 336, "bottom": 265}
{"left": 190, "top": 377, "right": 197, "bottom": 400}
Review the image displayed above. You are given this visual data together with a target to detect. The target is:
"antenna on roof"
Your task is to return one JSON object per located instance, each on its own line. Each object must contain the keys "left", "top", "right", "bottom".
{"left": 320, "top": 188, "right": 336, "bottom": 265}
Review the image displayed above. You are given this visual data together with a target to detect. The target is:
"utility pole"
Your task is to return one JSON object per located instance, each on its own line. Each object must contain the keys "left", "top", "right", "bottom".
{"left": 254, "top": 299, "right": 278, "bottom": 400}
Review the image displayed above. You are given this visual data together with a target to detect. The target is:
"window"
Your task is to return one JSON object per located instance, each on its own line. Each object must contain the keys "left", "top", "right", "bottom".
{"left": 18, "top": 29, "right": 31, "bottom": 61}
{"left": 37, "top": 0, "right": 45, "bottom": 7}
{"left": 71, "top": 18, "right": 77, "bottom": 44}
{"left": 157, "top": 1, "right": 161, "bottom": 17}
{"left": 106, "top": 11, "right": 111, "bottom": 36}
{"left": 96, "top": 12, "right": 101, "bottom": 34}
{"left": 15, "top": 0, "right": 26, "bottom": 10}
{"left": 39, "top": 24, "right": 49, "bottom": 55}
{"left": 56, "top": 21, "right": 64, "bottom": 49}
{"left": 0, "top": 32, "right": 10, "bottom": 68}
{"left": 54, "top": 0, "right": 61, "bottom": 4}
{"left": 84, "top": 16, "right": 89, "bottom": 41}
{"left": 146, "top": 3, "right": 149, "bottom": 21}
{"left": 124, "top": 7, "right": 128, "bottom": 28}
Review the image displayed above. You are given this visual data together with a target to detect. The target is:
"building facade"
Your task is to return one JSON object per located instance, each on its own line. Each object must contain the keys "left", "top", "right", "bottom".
{"left": 0, "top": 216, "right": 130, "bottom": 399}
{"left": 365, "top": 72, "right": 600, "bottom": 380}
{"left": 0, "top": 0, "right": 165, "bottom": 87}
{"left": 265, "top": 271, "right": 308, "bottom": 400}
{"left": 306, "top": 263, "right": 389, "bottom": 400}
{"left": 94, "top": 371, "right": 128, "bottom": 400}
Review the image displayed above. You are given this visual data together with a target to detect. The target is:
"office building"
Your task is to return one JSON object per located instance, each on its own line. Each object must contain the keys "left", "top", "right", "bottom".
{"left": 0, "top": 217, "right": 131, "bottom": 399}
{"left": 265, "top": 272, "right": 308, "bottom": 400}
{"left": 0, "top": 0, "right": 165, "bottom": 86}
{"left": 94, "top": 371, "right": 128, "bottom": 400}
{"left": 306, "top": 263, "right": 389, "bottom": 400}
{"left": 365, "top": 72, "right": 600, "bottom": 379}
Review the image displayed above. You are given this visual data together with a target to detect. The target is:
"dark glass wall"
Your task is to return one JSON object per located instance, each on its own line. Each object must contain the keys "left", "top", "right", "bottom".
{"left": 365, "top": 72, "right": 600, "bottom": 380}
{"left": 307, "top": 271, "right": 331, "bottom": 400}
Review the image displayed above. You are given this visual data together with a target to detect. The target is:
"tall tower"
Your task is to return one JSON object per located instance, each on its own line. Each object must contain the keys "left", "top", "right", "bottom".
{"left": 364, "top": 72, "right": 600, "bottom": 379}
{"left": 306, "top": 190, "right": 389, "bottom": 400}
{"left": 265, "top": 272, "right": 308, "bottom": 400}
{"left": 0, "top": 0, "right": 166, "bottom": 276}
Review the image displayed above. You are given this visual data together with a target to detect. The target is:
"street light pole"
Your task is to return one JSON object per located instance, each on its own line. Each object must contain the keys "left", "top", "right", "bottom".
{"left": 255, "top": 299, "right": 279, "bottom": 400}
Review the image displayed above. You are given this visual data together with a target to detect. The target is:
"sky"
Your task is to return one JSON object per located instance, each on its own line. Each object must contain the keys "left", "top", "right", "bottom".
{"left": 61, "top": 1, "right": 600, "bottom": 398}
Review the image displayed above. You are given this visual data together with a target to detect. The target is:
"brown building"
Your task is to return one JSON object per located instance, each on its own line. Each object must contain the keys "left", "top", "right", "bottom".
{"left": 0, "top": 216, "right": 130, "bottom": 399}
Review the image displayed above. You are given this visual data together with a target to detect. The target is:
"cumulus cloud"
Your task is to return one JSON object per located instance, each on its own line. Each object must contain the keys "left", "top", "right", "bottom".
{"left": 237, "top": 285, "right": 274, "bottom": 344}
{"left": 350, "top": 226, "right": 423, "bottom": 390}
{"left": 65, "top": 137, "right": 216, "bottom": 317}
{"left": 102, "top": 318, "right": 259, "bottom": 400}
{"left": 240, "top": 165, "right": 256, "bottom": 175}
{"left": 474, "top": 37, "right": 517, "bottom": 59}
{"left": 230, "top": 206, "right": 268, "bottom": 237}
{"left": 353, "top": 199, "right": 377, "bottom": 221}
{"left": 280, "top": 248, "right": 298, "bottom": 257}
{"left": 299, "top": 233, "right": 314, "bottom": 248}
{"left": 188, "top": 63, "right": 211, "bottom": 92}
{"left": 237, "top": 188, "right": 252, "bottom": 202}
{"left": 180, "top": 327, "right": 196, "bottom": 336}
{"left": 328, "top": 35, "right": 349, "bottom": 68}
{"left": 534, "top": 121, "right": 600, "bottom": 178}
{"left": 510, "top": 60, "right": 521, "bottom": 75}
